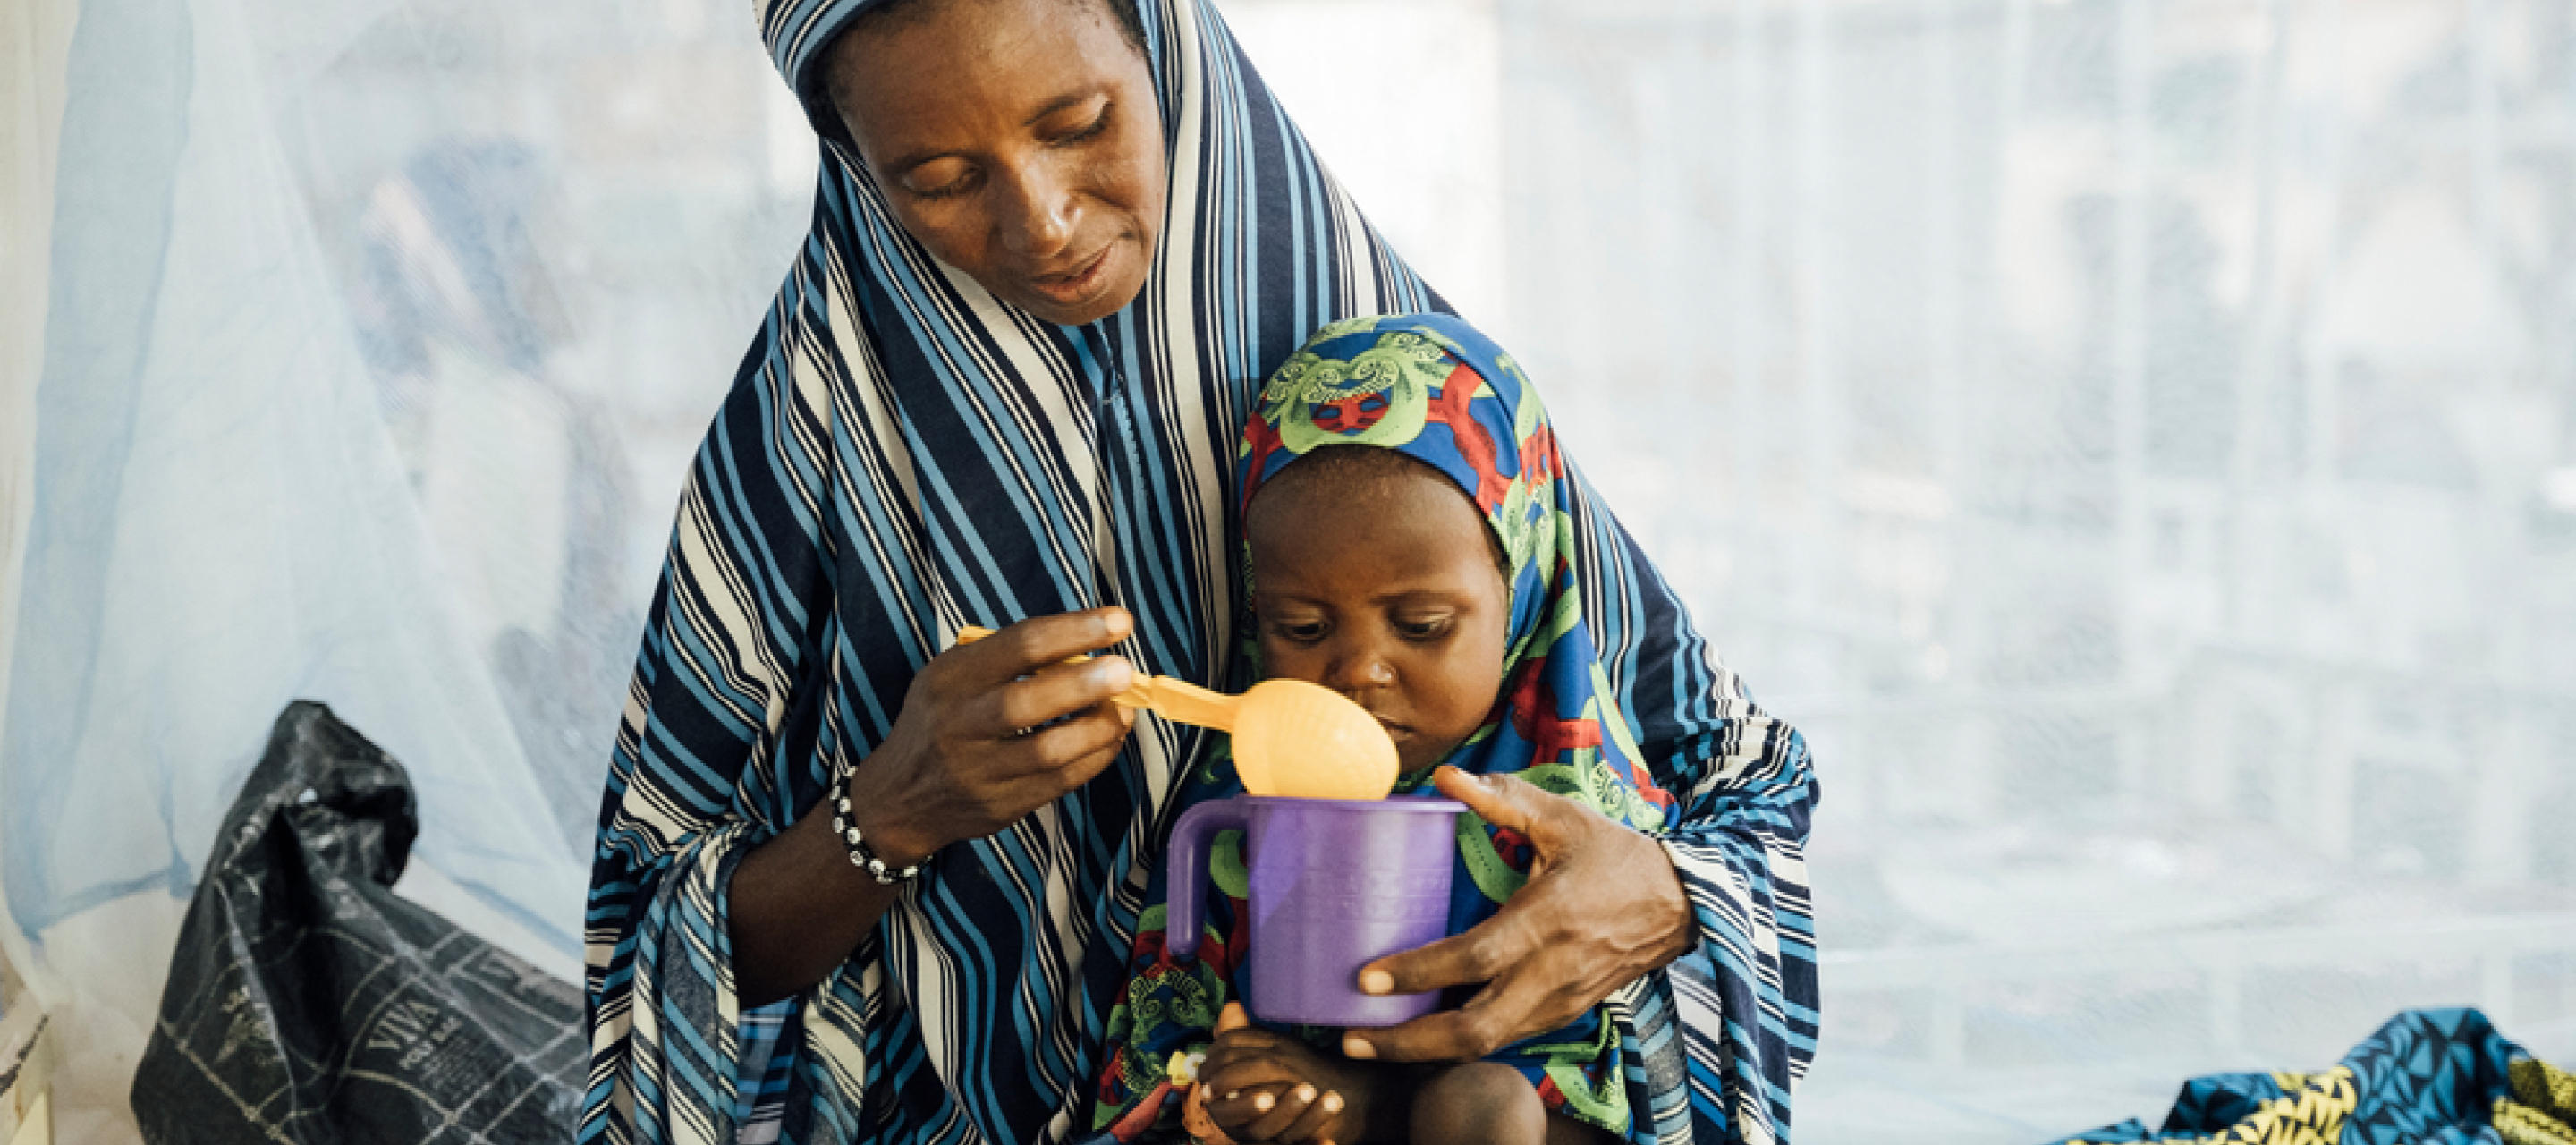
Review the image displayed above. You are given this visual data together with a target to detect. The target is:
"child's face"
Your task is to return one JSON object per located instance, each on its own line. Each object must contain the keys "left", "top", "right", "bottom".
{"left": 1247, "top": 460, "right": 1511, "bottom": 776}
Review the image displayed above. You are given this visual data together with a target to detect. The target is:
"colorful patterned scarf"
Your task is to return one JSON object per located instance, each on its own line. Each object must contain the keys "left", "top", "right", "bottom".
{"left": 1092, "top": 313, "right": 1749, "bottom": 1143}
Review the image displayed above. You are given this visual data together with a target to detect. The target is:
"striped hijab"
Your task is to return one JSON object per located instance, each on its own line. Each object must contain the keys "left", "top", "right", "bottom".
{"left": 582, "top": 1, "right": 1818, "bottom": 1143}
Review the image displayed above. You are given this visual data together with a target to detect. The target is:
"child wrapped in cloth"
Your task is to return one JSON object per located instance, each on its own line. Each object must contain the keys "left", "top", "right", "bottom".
{"left": 1096, "top": 313, "right": 1817, "bottom": 1145}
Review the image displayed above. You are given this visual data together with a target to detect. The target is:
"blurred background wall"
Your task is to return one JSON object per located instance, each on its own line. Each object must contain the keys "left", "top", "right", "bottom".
{"left": 1, "top": 0, "right": 2570, "bottom": 1141}
{"left": 1437, "top": 0, "right": 2576, "bottom": 1135}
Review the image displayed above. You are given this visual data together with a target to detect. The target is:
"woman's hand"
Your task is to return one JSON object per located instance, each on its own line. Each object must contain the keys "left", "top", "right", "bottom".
{"left": 1337, "top": 767, "right": 1694, "bottom": 1064}
{"left": 850, "top": 608, "right": 1140, "bottom": 864}
{"left": 729, "top": 607, "right": 1136, "bottom": 1006}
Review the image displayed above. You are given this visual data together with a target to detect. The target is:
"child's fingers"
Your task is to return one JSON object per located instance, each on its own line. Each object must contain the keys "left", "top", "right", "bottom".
{"left": 1208, "top": 1025, "right": 1299, "bottom": 1059}
{"left": 1198, "top": 1041, "right": 1256, "bottom": 1094}
{"left": 1195, "top": 1056, "right": 1298, "bottom": 1098}
{"left": 1202, "top": 1050, "right": 1311, "bottom": 1098}
{"left": 1182, "top": 1083, "right": 1235, "bottom": 1145}
{"left": 1207, "top": 1082, "right": 1293, "bottom": 1134}
{"left": 1275, "top": 1086, "right": 1342, "bottom": 1144}
{"left": 1236, "top": 1082, "right": 1322, "bottom": 1141}
{"left": 1214, "top": 1001, "right": 1252, "bottom": 1034}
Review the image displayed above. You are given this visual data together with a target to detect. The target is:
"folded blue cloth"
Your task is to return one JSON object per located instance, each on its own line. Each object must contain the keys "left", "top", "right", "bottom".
{"left": 2047, "top": 1008, "right": 2547, "bottom": 1145}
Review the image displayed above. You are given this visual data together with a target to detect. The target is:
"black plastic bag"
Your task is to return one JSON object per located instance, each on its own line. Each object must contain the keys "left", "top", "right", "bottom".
{"left": 132, "top": 701, "right": 583, "bottom": 1144}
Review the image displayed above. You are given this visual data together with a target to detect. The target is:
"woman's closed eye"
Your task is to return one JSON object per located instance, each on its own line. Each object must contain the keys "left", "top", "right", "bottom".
{"left": 902, "top": 157, "right": 976, "bottom": 200}
{"left": 1049, "top": 105, "right": 1114, "bottom": 147}
{"left": 901, "top": 106, "right": 1112, "bottom": 202}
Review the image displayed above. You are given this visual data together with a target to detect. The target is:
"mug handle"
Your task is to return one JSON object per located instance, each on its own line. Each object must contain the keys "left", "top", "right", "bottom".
{"left": 1163, "top": 796, "right": 1249, "bottom": 960}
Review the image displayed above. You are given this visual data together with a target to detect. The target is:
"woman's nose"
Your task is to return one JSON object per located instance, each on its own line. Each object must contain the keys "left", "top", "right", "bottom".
{"left": 996, "top": 162, "right": 1076, "bottom": 259}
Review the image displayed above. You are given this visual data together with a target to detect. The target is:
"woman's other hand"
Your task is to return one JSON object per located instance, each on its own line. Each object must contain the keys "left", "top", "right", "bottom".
{"left": 1338, "top": 767, "right": 1694, "bottom": 1064}
{"left": 852, "top": 607, "right": 1140, "bottom": 866}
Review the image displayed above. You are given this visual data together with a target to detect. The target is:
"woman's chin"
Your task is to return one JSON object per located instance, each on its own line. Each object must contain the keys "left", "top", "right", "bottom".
{"left": 1021, "top": 296, "right": 1129, "bottom": 327}
{"left": 1004, "top": 248, "right": 1148, "bottom": 325}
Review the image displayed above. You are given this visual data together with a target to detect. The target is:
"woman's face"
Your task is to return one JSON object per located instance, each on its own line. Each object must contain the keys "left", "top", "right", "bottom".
{"left": 1248, "top": 459, "right": 1512, "bottom": 776}
{"left": 824, "top": 0, "right": 1165, "bottom": 326}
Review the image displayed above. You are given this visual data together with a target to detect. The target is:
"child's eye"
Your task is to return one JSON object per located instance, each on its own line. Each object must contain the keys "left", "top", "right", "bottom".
{"left": 1395, "top": 615, "right": 1453, "bottom": 640}
{"left": 1268, "top": 620, "right": 1326, "bottom": 643}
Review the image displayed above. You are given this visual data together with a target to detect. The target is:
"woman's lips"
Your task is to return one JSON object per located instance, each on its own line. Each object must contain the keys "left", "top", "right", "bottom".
{"left": 1025, "top": 244, "right": 1114, "bottom": 308}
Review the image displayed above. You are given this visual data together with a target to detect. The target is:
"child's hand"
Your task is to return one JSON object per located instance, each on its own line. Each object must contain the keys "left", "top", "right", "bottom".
{"left": 1199, "top": 1003, "right": 1380, "bottom": 1145}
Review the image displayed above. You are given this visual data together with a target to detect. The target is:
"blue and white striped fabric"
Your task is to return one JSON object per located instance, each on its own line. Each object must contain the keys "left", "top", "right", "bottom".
{"left": 580, "top": 1, "right": 1818, "bottom": 1143}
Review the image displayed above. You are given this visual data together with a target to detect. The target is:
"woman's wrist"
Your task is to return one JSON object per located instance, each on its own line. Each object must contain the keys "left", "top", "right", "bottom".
{"left": 837, "top": 749, "right": 943, "bottom": 870}
{"left": 831, "top": 784, "right": 928, "bottom": 883}
{"left": 1645, "top": 835, "right": 1699, "bottom": 965}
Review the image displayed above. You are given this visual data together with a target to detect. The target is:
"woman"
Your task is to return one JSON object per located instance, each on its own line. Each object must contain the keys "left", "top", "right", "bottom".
{"left": 581, "top": 1, "right": 1818, "bottom": 1142}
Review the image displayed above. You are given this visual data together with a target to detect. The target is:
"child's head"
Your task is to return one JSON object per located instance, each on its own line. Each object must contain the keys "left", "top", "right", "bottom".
{"left": 1235, "top": 312, "right": 1673, "bottom": 818}
{"left": 1245, "top": 445, "right": 1511, "bottom": 775}
{"left": 1233, "top": 310, "right": 1676, "bottom": 833}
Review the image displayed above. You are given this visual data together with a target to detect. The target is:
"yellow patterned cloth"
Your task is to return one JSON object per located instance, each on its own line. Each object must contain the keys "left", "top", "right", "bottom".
{"left": 2499, "top": 1057, "right": 2576, "bottom": 1145}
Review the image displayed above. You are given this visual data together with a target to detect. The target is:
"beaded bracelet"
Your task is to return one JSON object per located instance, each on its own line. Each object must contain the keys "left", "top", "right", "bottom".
{"left": 829, "top": 764, "right": 924, "bottom": 885}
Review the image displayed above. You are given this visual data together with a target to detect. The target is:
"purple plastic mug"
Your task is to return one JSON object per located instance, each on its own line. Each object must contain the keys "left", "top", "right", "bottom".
{"left": 1164, "top": 794, "right": 1465, "bottom": 1027}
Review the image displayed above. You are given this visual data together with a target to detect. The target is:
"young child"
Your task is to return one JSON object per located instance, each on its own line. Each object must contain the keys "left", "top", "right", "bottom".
{"left": 1093, "top": 313, "right": 1678, "bottom": 1145}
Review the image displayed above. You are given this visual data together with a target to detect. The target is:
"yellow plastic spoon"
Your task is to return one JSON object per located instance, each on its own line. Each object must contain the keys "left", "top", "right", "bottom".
{"left": 953, "top": 626, "right": 1397, "bottom": 800}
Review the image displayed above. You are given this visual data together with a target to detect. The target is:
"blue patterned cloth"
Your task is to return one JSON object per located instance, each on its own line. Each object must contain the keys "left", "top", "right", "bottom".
{"left": 580, "top": 2, "right": 1820, "bottom": 1144}
{"left": 2049, "top": 1009, "right": 2564, "bottom": 1145}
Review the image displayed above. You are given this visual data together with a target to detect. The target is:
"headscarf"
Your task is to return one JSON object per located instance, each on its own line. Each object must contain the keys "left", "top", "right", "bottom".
{"left": 582, "top": 3, "right": 1438, "bottom": 1143}
{"left": 1240, "top": 313, "right": 1681, "bottom": 827}
{"left": 1096, "top": 313, "right": 1685, "bottom": 1141}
